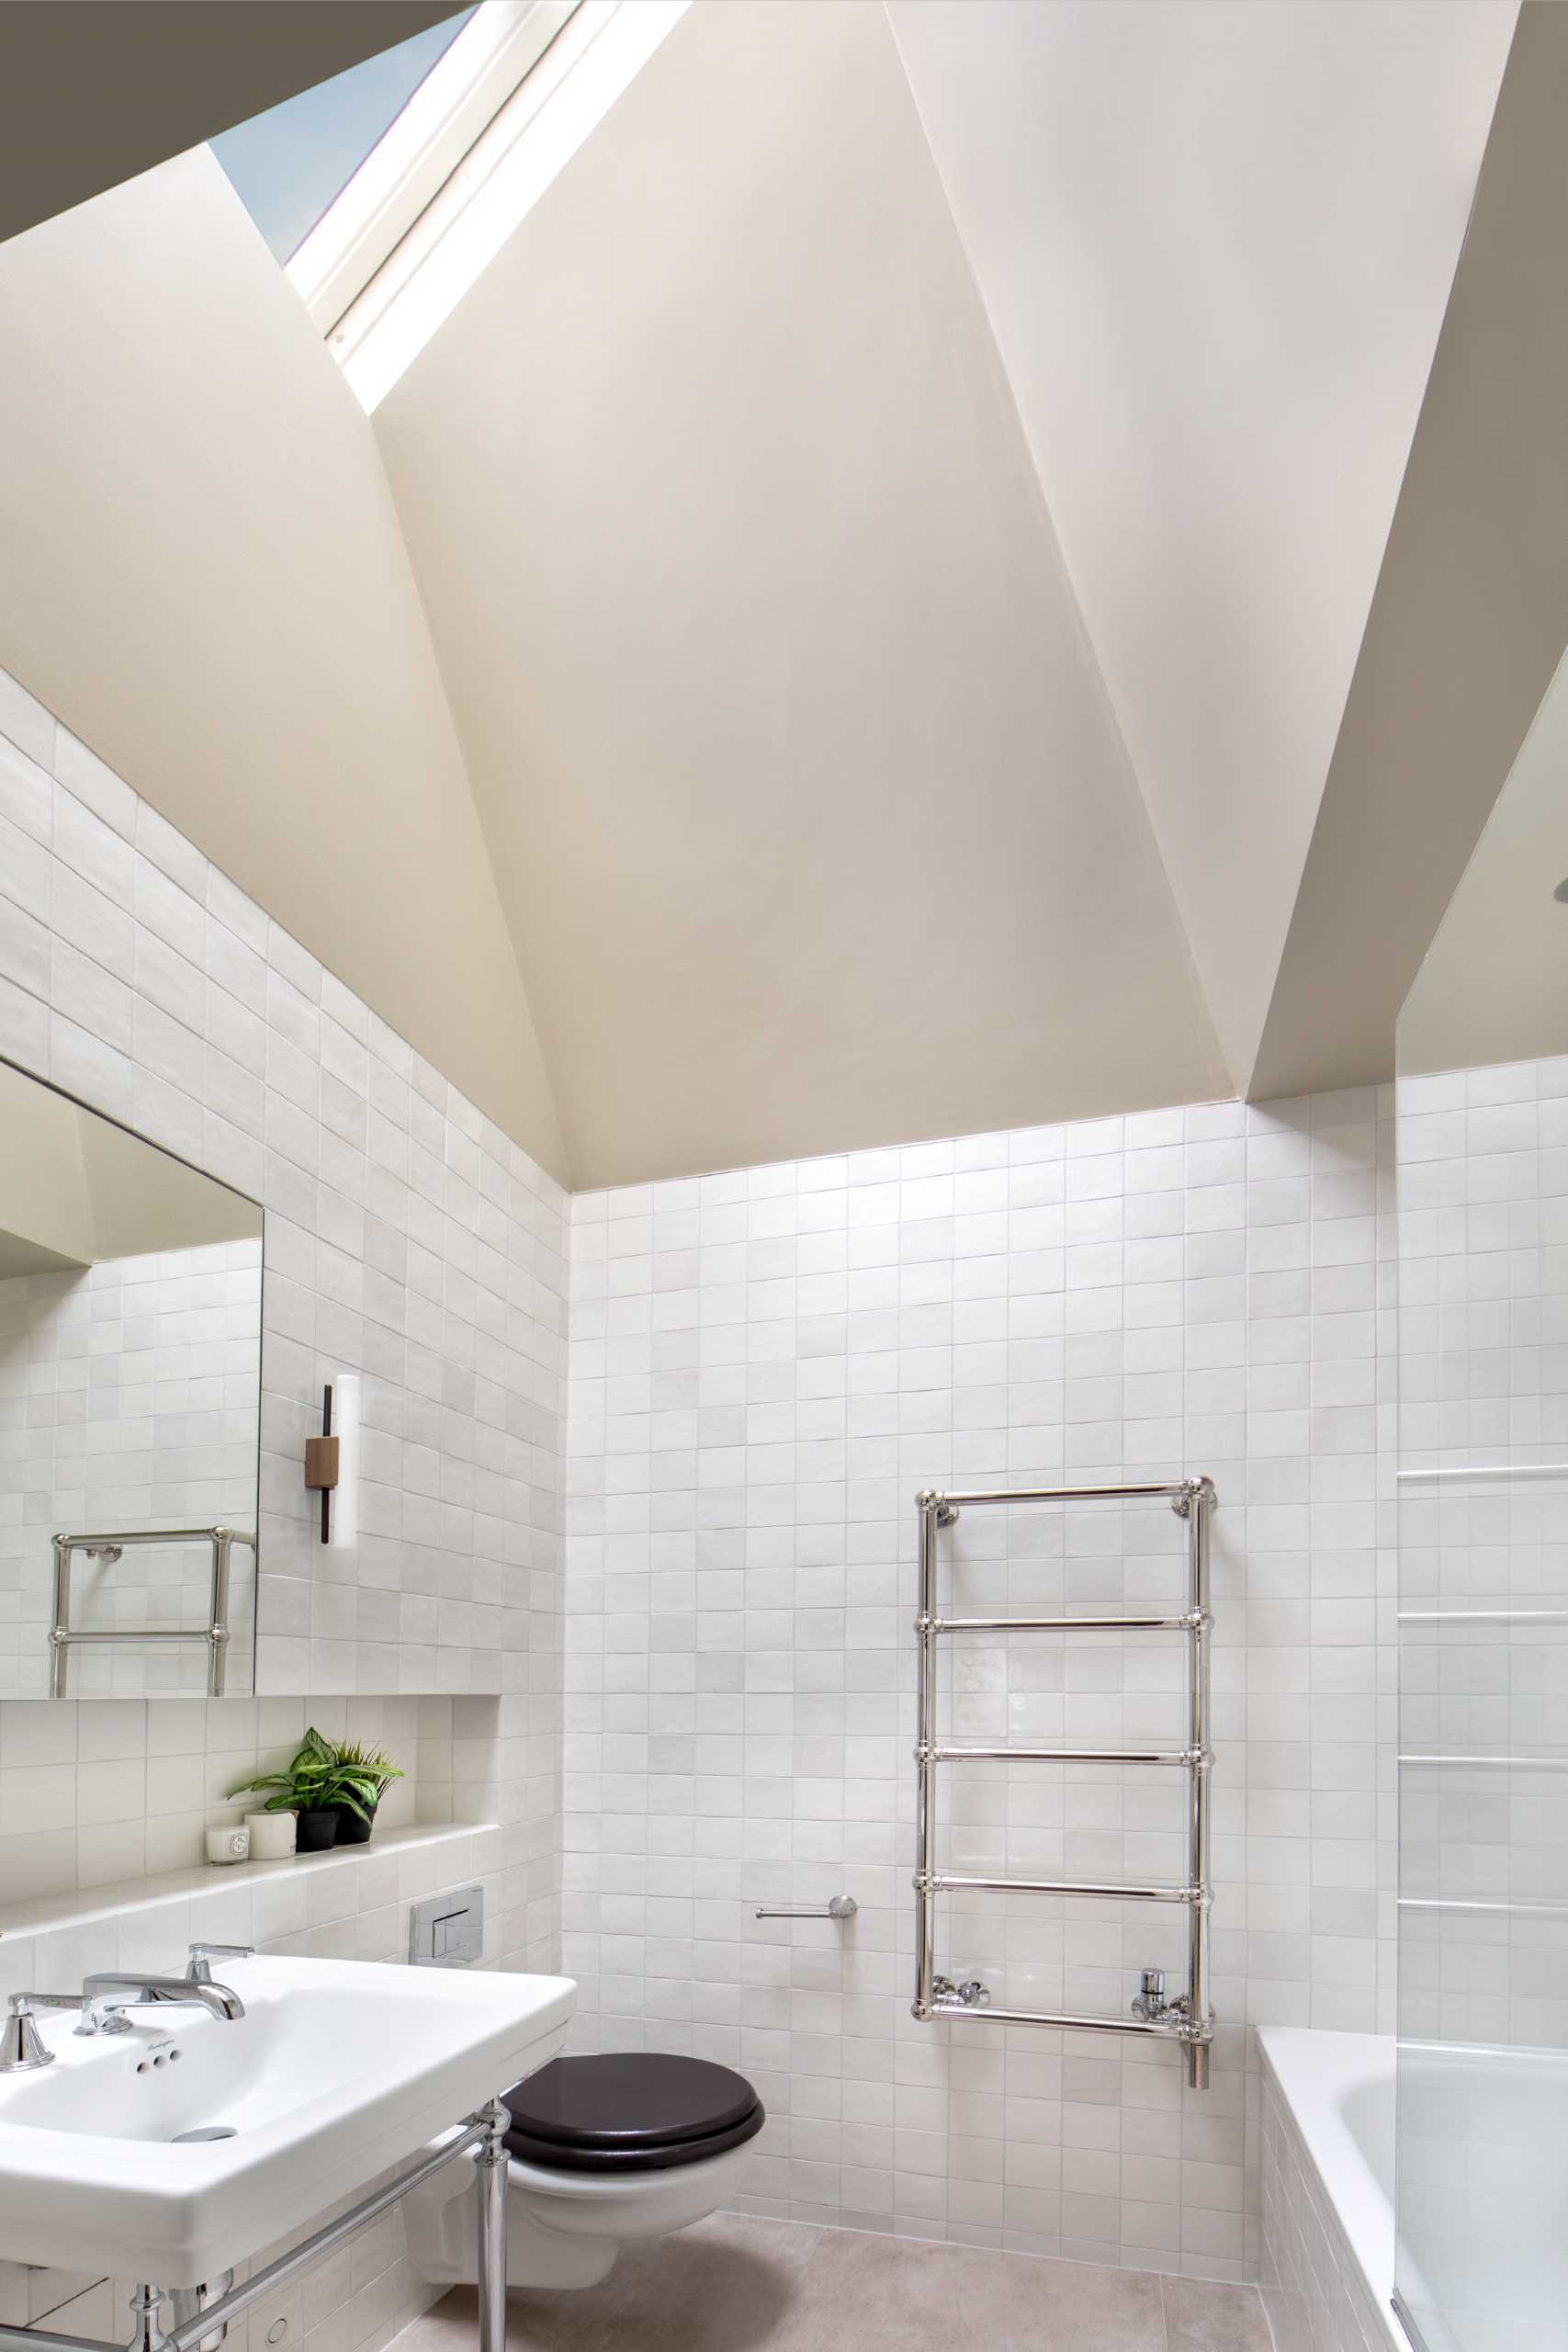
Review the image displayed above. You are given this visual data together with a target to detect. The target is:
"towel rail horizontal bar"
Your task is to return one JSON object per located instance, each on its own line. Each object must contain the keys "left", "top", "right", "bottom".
{"left": 1397, "top": 1464, "right": 1568, "bottom": 1482}
{"left": 1398, "top": 1895, "right": 1568, "bottom": 1918}
{"left": 928, "top": 1612, "right": 1202, "bottom": 1634}
{"left": 920, "top": 1999, "right": 1198, "bottom": 2038}
{"left": 51, "top": 1526, "right": 257, "bottom": 1549}
{"left": 935, "top": 1482, "right": 1194, "bottom": 1508}
{"left": 924, "top": 1745, "right": 1205, "bottom": 1768}
{"left": 51, "top": 1629, "right": 223, "bottom": 1646}
{"left": 927, "top": 1871, "right": 1201, "bottom": 1904}
{"left": 1399, "top": 1609, "right": 1568, "bottom": 1625}
{"left": 1400, "top": 1753, "right": 1568, "bottom": 1770}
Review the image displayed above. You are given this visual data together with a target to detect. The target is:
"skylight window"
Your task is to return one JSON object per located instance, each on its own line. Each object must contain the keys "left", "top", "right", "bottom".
{"left": 209, "top": 0, "right": 688, "bottom": 414}
{"left": 212, "top": 9, "right": 479, "bottom": 265}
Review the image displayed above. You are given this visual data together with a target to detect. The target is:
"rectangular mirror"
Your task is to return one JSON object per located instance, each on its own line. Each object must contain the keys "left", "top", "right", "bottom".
{"left": 0, "top": 1057, "right": 263, "bottom": 1698}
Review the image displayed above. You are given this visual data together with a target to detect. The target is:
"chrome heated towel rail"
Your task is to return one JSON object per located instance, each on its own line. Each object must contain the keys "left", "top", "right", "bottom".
{"left": 912, "top": 1476, "right": 1217, "bottom": 2088}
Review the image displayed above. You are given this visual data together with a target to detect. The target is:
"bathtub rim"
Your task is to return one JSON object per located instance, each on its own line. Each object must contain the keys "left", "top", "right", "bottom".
{"left": 1258, "top": 2025, "right": 1403, "bottom": 2351}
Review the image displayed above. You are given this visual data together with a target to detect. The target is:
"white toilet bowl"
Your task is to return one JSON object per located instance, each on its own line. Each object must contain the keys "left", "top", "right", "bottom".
{"left": 405, "top": 2052, "right": 765, "bottom": 2292}
{"left": 405, "top": 2132, "right": 757, "bottom": 2290}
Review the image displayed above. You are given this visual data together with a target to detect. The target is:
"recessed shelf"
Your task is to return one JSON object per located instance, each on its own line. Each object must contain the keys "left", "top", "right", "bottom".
{"left": 0, "top": 1821, "right": 501, "bottom": 1945}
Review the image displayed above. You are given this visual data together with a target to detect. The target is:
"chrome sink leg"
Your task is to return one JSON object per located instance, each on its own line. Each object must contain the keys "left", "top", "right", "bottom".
{"left": 474, "top": 2099, "right": 509, "bottom": 2352}
{"left": 164, "top": 2275, "right": 232, "bottom": 2352}
{"left": 130, "top": 2288, "right": 164, "bottom": 2352}
{"left": 131, "top": 2276, "right": 231, "bottom": 2352}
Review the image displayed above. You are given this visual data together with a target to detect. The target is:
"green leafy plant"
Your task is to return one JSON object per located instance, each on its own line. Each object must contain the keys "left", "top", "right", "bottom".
{"left": 329, "top": 1738, "right": 405, "bottom": 1808}
{"left": 228, "top": 1726, "right": 374, "bottom": 1824}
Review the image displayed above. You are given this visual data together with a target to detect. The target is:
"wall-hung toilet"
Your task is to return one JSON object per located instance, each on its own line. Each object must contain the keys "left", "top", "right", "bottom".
{"left": 405, "top": 2053, "right": 765, "bottom": 2291}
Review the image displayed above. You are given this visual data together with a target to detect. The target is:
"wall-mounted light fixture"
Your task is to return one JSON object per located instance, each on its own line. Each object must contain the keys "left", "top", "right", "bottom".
{"left": 304, "top": 1374, "right": 361, "bottom": 1547}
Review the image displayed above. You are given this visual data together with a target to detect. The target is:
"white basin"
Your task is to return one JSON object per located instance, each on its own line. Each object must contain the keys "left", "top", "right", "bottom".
{"left": 0, "top": 1957, "right": 574, "bottom": 2285}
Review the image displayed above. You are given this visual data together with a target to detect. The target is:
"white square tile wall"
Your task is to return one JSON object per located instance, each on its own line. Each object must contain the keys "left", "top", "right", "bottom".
{"left": 563, "top": 1094, "right": 1399, "bottom": 2280}
{"left": 0, "top": 664, "right": 564, "bottom": 1951}
{"left": 0, "top": 658, "right": 565, "bottom": 2352}
{"left": 0, "top": 661, "right": 567, "bottom": 1705}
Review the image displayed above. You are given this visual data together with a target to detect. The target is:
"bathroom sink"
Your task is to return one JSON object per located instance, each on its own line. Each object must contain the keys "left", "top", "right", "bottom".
{"left": 0, "top": 1956, "right": 573, "bottom": 2285}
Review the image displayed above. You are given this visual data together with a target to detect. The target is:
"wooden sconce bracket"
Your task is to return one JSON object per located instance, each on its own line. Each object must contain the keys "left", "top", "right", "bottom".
{"left": 305, "top": 1384, "right": 340, "bottom": 1542}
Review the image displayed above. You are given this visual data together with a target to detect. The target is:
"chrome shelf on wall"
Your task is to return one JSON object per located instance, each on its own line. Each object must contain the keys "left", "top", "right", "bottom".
{"left": 911, "top": 1476, "right": 1217, "bottom": 2090}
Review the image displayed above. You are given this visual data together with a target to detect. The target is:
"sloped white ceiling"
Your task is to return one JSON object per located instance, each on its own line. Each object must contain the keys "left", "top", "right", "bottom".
{"left": 376, "top": 0, "right": 1227, "bottom": 1186}
{"left": 886, "top": 0, "right": 1517, "bottom": 1092}
{"left": 370, "top": 0, "right": 1526, "bottom": 1182}
{"left": 1399, "top": 639, "right": 1568, "bottom": 1078}
{"left": 1251, "top": 0, "right": 1568, "bottom": 1101}
{"left": 0, "top": 0, "right": 1536, "bottom": 1190}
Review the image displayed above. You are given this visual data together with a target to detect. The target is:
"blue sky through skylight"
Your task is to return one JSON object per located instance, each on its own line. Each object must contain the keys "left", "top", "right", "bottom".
{"left": 212, "top": 8, "right": 478, "bottom": 264}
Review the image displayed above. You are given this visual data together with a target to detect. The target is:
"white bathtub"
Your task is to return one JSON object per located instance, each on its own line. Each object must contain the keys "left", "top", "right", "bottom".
{"left": 1259, "top": 2026, "right": 1399, "bottom": 2352}
{"left": 1261, "top": 2027, "right": 1568, "bottom": 2352}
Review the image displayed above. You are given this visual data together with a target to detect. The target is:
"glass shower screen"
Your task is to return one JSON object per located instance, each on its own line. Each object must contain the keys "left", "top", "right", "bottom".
{"left": 1394, "top": 642, "right": 1568, "bottom": 2351}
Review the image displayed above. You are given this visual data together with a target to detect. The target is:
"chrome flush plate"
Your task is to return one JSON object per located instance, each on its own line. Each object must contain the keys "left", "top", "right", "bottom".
{"left": 408, "top": 1886, "right": 484, "bottom": 1968}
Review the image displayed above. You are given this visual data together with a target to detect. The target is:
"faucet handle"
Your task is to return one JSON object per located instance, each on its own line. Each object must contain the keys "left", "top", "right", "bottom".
{"left": 186, "top": 1943, "right": 255, "bottom": 1984}
{"left": 1, "top": 1993, "right": 80, "bottom": 2073}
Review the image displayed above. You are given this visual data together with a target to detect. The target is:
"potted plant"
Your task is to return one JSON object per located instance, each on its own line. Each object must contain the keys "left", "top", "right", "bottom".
{"left": 228, "top": 1727, "right": 358, "bottom": 1854}
{"left": 325, "top": 1738, "right": 405, "bottom": 1846}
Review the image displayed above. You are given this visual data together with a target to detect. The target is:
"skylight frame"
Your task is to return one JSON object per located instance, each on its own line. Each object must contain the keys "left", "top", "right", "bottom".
{"left": 287, "top": 0, "right": 580, "bottom": 337}
{"left": 318, "top": 0, "right": 690, "bottom": 413}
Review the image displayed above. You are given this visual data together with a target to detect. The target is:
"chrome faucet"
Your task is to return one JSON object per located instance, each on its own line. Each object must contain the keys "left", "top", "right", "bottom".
{"left": 1, "top": 1993, "right": 84, "bottom": 2072}
{"left": 186, "top": 1941, "right": 254, "bottom": 1985}
{"left": 74, "top": 1973, "right": 246, "bottom": 2037}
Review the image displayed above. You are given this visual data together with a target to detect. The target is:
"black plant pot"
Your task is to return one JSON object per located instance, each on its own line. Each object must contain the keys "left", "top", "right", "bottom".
{"left": 295, "top": 1808, "right": 339, "bottom": 1853}
{"left": 331, "top": 1803, "right": 376, "bottom": 1847}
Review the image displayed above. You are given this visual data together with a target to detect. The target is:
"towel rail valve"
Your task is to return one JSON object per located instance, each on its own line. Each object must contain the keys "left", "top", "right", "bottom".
{"left": 931, "top": 1975, "right": 990, "bottom": 2010}
{"left": 1132, "top": 1968, "right": 1178, "bottom": 2023}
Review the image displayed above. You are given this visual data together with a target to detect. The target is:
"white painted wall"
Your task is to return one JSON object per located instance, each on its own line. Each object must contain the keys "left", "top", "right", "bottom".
{"left": 0, "top": 150, "right": 566, "bottom": 1181}
{"left": 887, "top": 0, "right": 1517, "bottom": 1091}
{"left": 376, "top": 0, "right": 1227, "bottom": 1188}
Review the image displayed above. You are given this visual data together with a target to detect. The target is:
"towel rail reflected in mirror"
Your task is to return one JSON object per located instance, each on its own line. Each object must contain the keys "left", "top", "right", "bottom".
{"left": 0, "top": 1055, "right": 263, "bottom": 1699}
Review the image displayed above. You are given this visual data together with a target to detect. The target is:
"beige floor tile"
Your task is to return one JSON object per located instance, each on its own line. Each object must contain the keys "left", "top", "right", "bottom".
{"left": 949, "top": 2240, "right": 1168, "bottom": 2352}
{"left": 584, "top": 2211, "right": 826, "bottom": 2352}
{"left": 774, "top": 2228, "right": 972, "bottom": 2352}
{"left": 1162, "top": 2274, "right": 1273, "bottom": 2352}
{"left": 778, "top": 2226, "right": 1168, "bottom": 2352}
{"left": 389, "top": 2219, "right": 1271, "bottom": 2352}
{"left": 645, "top": 2211, "right": 825, "bottom": 2277}
{"left": 396, "top": 2283, "right": 610, "bottom": 2352}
